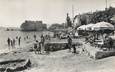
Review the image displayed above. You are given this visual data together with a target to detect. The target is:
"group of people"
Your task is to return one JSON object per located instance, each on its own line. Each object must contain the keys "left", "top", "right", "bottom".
{"left": 7, "top": 36, "right": 21, "bottom": 49}
{"left": 85, "top": 33, "right": 96, "bottom": 45}
{"left": 85, "top": 32, "right": 114, "bottom": 50}
{"left": 7, "top": 33, "right": 51, "bottom": 53}
{"left": 104, "top": 35, "right": 113, "bottom": 50}
{"left": 33, "top": 34, "right": 46, "bottom": 54}
{"left": 24, "top": 36, "right": 30, "bottom": 41}
{"left": 67, "top": 35, "right": 77, "bottom": 54}
{"left": 33, "top": 34, "right": 77, "bottom": 54}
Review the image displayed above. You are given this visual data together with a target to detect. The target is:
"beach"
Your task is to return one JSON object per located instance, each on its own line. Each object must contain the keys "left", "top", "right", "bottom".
{"left": 0, "top": 35, "right": 115, "bottom": 72}
{"left": 1, "top": 0, "right": 115, "bottom": 71}
{"left": 0, "top": 30, "right": 52, "bottom": 54}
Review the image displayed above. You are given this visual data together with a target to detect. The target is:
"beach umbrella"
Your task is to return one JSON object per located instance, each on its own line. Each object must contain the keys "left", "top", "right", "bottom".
{"left": 77, "top": 25, "right": 86, "bottom": 30}
{"left": 85, "top": 23, "right": 94, "bottom": 31}
{"left": 92, "top": 21, "right": 114, "bottom": 34}
{"left": 92, "top": 21, "right": 114, "bottom": 31}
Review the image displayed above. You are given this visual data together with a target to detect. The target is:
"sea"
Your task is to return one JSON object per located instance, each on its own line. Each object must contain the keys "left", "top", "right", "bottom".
{"left": 0, "top": 30, "right": 53, "bottom": 54}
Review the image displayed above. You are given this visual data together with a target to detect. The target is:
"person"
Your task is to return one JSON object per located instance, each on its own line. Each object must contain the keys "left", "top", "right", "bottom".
{"left": 7, "top": 37, "right": 11, "bottom": 47}
{"left": 16, "top": 36, "right": 18, "bottom": 39}
{"left": 104, "top": 35, "right": 108, "bottom": 48}
{"left": 40, "top": 34, "right": 45, "bottom": 53}
{"left": 24, "top": 37, "right": 26, "bottom": 41}
{"left": 27, "top": 36, "right": 28, "bottom": 39}
{"left": 108, "top": 37, "right": 113, "bottom": 50}
{"left": 33, "top": 40, "right": 38, "bottom": 54}
{"left": 85, "top": 36, "right": 88, "bottom": 44}
{"left": 38, "top": 42, "right": 41, "bottom": 54}
{"left": 45, "top": 45, "right": 50, "bottom": 55}
{"left": 48, "top": 35, "right": 51, "bottom": 40}
{"left": 34, "top": 34, "right": 36, "bottom": 41}
{"left": 67, "top": 35, "right": 72, "bottom": 52}
{"left": 18, "top": 36, "right": 21, "bottom": 46}
{"left": 13, "top": 39, "right": 15, "bottom": 48}
{"left": 72, "top": 44, "right": 76, "bottom": 54}
{"left": 10, "top": 39, "right": 13, "bottom": 48}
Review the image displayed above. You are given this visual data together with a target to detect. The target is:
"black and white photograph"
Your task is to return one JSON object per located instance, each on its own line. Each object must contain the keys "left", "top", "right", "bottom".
{"left": 0, "top": 0, "right": 115, "bottom": 72}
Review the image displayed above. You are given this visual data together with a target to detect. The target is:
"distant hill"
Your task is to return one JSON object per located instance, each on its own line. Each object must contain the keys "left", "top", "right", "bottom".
{"left": 20, "top": 20, "right": 47, "bottom": 31}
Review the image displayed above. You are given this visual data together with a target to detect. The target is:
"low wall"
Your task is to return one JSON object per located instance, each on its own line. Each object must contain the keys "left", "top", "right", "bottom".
{"left": 45, "top": 43, "right": 67, "bottom": 51}
{"left": 95, "top": 51, "right": 115, "bottom": 59}
{"left": 83, "top": 43, "right": 115, "bottom": 59}
{"left": 45, "top": 42, "right": 82, "bottom": 52}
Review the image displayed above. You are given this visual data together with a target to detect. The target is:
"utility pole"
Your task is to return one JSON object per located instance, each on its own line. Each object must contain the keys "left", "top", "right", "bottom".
{"left": 72, "top": 5, "right": 74, "bottom": 21}
{"left": 105, "top": 0, "right": 108, "bottom": 10}
{"left": 72, "top": 4, "right": 74, "bottom": 27}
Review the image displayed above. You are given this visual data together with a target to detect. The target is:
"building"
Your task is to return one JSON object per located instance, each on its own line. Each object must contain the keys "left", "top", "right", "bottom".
{"left": 20, "top": 20, "right": 47, "bottom": 31}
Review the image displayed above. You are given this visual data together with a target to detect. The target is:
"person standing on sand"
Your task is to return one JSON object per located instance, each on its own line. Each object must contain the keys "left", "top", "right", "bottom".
{"left": 40, "top": 34, "right": 45, "bottom": 53}
{"left": 24, "top": 37, "right": 26, "bottom": 41}
{"left": 16, "top": 36, "right": 18, "bottom": 39}
{"left": 67, "top": 35, "right": 72, "bottom": 52}
{"left": 33, "top": 40, "right": 38, "bottom": 54}
{"left": 13, "top": 39, "right": 15, "bottom": 48}
{"left": 27, "top": 36, "right": 28, "bottom": 39}
{"left": 108, "top": 37, "right": 113, "bottom": 50}
{"left": 7, "top": 37, "right": 11, "bottom": 47}
{"left": 85, "top": 36, "right": 88, "bottom": 44}
{"left": 18, "top": 36, "right": 21, "bottom": 46}
{"left": 38, "top": 42, "right": 41, "bottom": 54}
{"left": 34, "top": 34, "right": 36, "bottom": 41}
{"left": 72, "top": 44, "right": 77, "bottom": 54}
{"left": 10, "top": 39, "right": 13, "bottom": 48}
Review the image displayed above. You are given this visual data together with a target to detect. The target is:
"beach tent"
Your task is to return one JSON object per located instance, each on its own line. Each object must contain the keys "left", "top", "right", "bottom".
{"left": 85, "top": 23, "right": 94, "bottom": 31}
{"left": 77, "top": 25, "right": 86, "bottom": 30}
{"left": 92, "top": 21, "right": 114, "bottom": 31}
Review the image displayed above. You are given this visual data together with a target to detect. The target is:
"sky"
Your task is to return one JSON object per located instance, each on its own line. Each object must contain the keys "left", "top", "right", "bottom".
{"left": 0, "top": 0, "right": 115, "bottom": 27}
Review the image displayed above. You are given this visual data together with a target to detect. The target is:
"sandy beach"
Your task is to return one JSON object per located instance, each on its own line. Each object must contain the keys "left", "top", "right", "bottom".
{"left": 23, "top": 50, "right": 115, "bottom": 72}
{"left": 1, "top": 0, "right": 115, "bottom": 71}
{"left": 0, "top": 38, "right": 115, "bottom": 72}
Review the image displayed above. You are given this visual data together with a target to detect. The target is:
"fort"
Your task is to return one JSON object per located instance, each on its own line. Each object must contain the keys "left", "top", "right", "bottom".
{"left": 20, "top": 20, "right": 47, "bottom": 31}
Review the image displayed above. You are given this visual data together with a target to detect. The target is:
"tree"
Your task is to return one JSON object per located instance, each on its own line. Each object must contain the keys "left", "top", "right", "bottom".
{"left": 48, "top": 23, "right": 65, "bottom": 31}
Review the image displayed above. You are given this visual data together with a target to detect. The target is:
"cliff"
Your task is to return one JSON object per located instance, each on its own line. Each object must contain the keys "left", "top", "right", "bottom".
{"left": 20, "top": 20, "right": 47, "bottom": 31}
